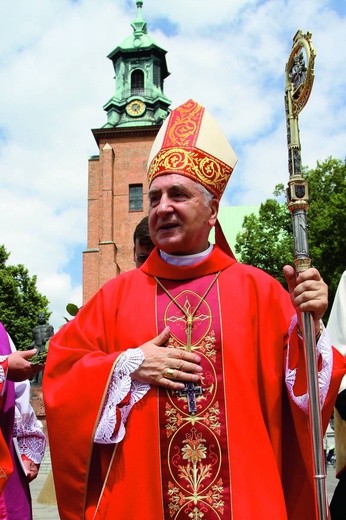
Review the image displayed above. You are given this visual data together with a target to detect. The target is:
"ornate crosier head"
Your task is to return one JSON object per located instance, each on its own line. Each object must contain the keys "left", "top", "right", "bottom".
{"left": 147, "top": 99, "right": 238, "bottom": 201}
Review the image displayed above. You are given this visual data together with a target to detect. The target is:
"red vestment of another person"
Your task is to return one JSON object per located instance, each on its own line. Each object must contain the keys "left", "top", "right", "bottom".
{"left": 0, "top": 322, "right": 46, "bottom": 519}
{"left": 43, "top": 247, "right": 345, "bottom": 520}
{"left": 0, "top": 324, "right": 13, "bottom": 496}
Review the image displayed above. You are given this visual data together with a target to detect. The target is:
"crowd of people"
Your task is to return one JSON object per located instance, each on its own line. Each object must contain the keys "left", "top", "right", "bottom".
{"left": 1, "top": 99, "right": 345, "bottom": 520}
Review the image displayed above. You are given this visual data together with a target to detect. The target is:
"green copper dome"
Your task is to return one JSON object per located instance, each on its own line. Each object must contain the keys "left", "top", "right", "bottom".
{"left": 102, "top": 1, "right": 171, "bottom": 128}
{"left": 114, "top": 1, "right": 160, "bottom": 52}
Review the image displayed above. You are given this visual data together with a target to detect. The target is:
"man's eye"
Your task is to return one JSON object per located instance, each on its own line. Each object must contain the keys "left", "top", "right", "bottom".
{"left": 149, "top": 196, "right": 159, "bottom": 206}
{"left": 171, "top": 190, "right": 188, "bottom": 200}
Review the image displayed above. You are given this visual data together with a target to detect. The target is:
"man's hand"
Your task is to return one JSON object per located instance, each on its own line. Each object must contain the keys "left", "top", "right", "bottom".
{"left": 283, "top": 265, "right": 328, "bottom": 335}
{"left": 131, "top": 326, "right": 203, "bottom": 390}
{"left": 7, "top": 349, "right": 43, "bottom": 382}
{"left": 22, "top": 457, "right": 40, "bottom": 482}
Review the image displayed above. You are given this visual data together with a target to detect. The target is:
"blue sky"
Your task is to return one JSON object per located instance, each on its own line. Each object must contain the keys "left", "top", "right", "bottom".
{"left": 0, "top": 0, "right": 345, "bottom": 330}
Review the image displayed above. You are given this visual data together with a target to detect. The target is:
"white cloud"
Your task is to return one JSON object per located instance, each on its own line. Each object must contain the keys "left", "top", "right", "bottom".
{"left": 0, "top": 0, "right": 345, "bottom": 331}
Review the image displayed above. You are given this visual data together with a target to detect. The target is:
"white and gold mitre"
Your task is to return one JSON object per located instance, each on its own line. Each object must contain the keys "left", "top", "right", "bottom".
{"left": 147, "top": 99, "right": 237, "bottom": 200}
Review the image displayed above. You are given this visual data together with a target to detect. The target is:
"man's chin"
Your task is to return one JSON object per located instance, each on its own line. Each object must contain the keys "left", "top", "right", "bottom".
{"left": 156, "top": 238, "right": 184, "bottom": 255}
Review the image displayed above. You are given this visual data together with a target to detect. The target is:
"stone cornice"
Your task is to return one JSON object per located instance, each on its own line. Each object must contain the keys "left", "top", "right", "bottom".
{"left": 91, "top": 125, "right": 161, "bottom": 146}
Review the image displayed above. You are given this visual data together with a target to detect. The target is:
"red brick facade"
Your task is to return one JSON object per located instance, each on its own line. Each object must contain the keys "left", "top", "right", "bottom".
{"left": 83, "top": 125, "right": 160, "bottom": 303}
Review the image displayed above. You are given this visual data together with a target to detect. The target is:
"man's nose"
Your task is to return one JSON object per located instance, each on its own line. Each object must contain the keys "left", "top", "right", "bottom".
{"left": 156, "top": 194, "right": 173, "bottom": 215}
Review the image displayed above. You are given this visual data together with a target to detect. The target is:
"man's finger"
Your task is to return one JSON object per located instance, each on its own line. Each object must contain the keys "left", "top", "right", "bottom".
{"left": 283, "top": 265, "right": 297, "bottom": 294}
{"left": 153, "top": 326, "right": 171, "bottom": 346}
{"left": 20, "top": 349, "right": 38, "bottom": 360}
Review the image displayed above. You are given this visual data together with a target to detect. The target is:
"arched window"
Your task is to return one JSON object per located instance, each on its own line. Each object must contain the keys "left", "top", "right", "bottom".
{"left": 131, "top": 69, "right": 144, "bottom": 96}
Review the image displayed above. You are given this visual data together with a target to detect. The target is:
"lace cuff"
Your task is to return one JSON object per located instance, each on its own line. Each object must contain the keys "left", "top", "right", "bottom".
{"left": 95, "top": 348, "right": 150, "bottom": 444}
{"left": 15, "top": 412, "right": 46, "bottom": 464}
{"left": 285, "top": 315, "right": 333, "bottom": 414}
{"left": 0, "top": 356, "right": 8, "bottom": 397}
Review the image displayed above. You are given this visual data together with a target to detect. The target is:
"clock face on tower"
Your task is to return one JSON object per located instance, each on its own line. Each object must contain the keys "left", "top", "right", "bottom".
{"left": 126, "top": 99, "right": 146, "bottom": 117}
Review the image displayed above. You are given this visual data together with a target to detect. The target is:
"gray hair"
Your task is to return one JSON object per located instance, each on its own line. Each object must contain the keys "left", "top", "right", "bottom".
{"left": 195, "top": 183, "right": 215, "bottom": 207}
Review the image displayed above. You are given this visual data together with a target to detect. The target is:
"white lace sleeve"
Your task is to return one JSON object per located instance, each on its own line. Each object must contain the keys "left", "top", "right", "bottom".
{"left": 14, "top": 379, "right": 46, "bottom": 464}
{"left": 7, "top": 332, "right": 46, "bottom": 465}
{"left": 285, "top": 315, "right": 333, "bottom": 414}
{"left": 94, "top": 348, "right": 150, "bottom": 445}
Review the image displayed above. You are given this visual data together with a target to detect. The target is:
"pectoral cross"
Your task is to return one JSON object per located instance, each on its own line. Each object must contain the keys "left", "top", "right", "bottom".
{"left": 156, "top": 273, "right": 221, "bottom": 416}
{"left": 175, "top": 310, "right": 204, "bottom": 415}
{"left": 176, "top": 381, "right": 203, "bottom": 415}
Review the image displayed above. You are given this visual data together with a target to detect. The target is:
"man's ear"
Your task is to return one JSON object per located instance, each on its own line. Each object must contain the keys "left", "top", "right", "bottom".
{"left": 209, "top": 198, "right": 219, "bottom": 226}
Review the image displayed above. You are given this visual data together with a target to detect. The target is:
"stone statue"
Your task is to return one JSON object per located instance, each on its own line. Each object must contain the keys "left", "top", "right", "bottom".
{"left": 30, "top": 312, "right": 54, "bottom": 384}
{"left": 31, "top": 312, "right": 54, "bottom": 353}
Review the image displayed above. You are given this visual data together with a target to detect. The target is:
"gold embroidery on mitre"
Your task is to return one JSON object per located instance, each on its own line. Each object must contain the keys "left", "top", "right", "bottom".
{"left": 163, "top": 100, "right": 204, "bottom": 149}
{"left": 148, "top": 147, "right": 232, "bottom": 200}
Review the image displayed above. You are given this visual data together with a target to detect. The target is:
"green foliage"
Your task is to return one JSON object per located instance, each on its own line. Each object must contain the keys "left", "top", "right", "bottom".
{"left": 30, "top": 346, "right": 49, "bottom": 365}
{"left": 305, "top": 157, "right": 346, "bottom": 302}
{"left": 0, "top": 245, "right": 50, "bottom": 349}
{"left": 235, "top": 198, "right": 293, "bottom": 287}
{"left": 235, "top": 157, "right": 346, "bottom": 311}
{"left": 64, "top": 302, "right": 80, "bottom": 322}
{"left": 65, "top": 303, "right": 80, "bottom": 317}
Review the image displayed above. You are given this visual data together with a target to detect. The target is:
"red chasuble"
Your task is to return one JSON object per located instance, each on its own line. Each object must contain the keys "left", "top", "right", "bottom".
{"left": 0, "top": 431, "right": 12, "bottom": 495}
{"left": 43, "top": 246, "right": 345, "bottom": 520}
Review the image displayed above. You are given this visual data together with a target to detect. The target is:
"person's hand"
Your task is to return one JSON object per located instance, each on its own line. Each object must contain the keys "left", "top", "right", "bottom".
{"left": 131, "top": 326, "right": 203, "bottom": 390}
{"left": 7, "top": 349, "right": 43, "bottom": 382}
{"left": 283, "top": 265, "right": 328, "bottom": 335}
{"left": 22, "top": 457, "right": 40, "bottom": 482}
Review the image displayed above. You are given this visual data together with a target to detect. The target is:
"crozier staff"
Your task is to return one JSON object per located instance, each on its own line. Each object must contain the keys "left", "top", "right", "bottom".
{"left": 284, "top": 30, "right": 328, "bottom": 519}
{"left": 44, "top": 99, "right": 346, "bottom": 520}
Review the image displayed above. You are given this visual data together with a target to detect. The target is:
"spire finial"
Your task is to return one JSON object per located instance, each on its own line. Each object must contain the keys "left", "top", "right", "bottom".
{"left": 132, "top": 1, "right": 147, "bottom": 37}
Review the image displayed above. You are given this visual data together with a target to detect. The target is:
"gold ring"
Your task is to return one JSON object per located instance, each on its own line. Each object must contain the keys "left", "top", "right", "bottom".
{"left": 163, "top": 368, "right": 175, "bottom": 379}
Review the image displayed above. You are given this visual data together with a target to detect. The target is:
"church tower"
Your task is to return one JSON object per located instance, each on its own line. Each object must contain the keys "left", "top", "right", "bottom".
{"left": 83, "top": 1, "right": 171, "bottom": 303}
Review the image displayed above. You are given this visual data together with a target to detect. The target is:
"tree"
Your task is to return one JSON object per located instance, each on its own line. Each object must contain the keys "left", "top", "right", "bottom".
{"left": 235, "top": 197, "right": 293, "bottom": 287}
{"left": 235, "top": 157, "right": 346, "bottom": 312}
{"left": 0, "top": 245, "right": 51, "bottom": 348}
{"left": 306, "top": 157, "right": 346, "bottom": 302}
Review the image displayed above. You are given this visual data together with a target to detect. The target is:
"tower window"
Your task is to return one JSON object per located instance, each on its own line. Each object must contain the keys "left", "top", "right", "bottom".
{"left": 153, "top": 63, "right": 161, "bottom": 88}
{"left": 131, "top": 69, "right": 144, "bottom": 95}
{"left": 129, "top": 184, "right": 143, "bottom": 211}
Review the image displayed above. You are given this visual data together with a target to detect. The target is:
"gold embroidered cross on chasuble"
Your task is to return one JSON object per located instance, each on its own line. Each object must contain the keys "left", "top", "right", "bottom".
{"left": 156, "top": 273, "right": 231, "bottom": 519}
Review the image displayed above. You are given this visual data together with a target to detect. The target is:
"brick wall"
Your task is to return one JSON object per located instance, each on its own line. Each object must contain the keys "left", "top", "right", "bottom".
{"left": 83, "top": 126, "right": 159, "bottom": 303}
